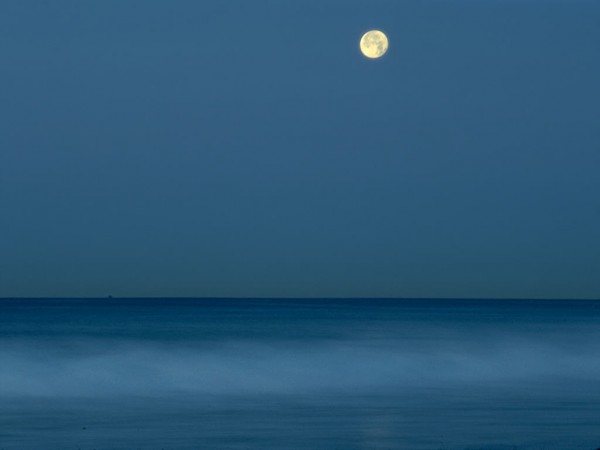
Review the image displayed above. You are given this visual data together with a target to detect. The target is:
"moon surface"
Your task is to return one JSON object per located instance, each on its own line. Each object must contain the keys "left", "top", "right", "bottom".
{"left": 360, "top": 30, "right": 389, "bottom": 59}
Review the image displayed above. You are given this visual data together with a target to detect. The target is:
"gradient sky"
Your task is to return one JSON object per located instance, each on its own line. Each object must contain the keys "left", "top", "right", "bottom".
{"left": 1, "top": 0, "right": 599, "bottom": 298}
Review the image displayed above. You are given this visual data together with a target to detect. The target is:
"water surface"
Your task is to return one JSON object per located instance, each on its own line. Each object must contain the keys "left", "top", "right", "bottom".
{"left": 1, "top": 298, "right": 599, "bottom": 449}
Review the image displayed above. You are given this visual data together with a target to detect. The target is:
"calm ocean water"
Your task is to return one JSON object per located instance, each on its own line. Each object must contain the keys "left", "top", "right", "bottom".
{"left": 1, "top": 298, "right": 599, "bottom": 450}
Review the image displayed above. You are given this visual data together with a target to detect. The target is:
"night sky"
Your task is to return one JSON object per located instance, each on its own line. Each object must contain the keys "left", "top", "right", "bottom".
{"left": 1, "top": 1, "right": 599, "bottom": 298}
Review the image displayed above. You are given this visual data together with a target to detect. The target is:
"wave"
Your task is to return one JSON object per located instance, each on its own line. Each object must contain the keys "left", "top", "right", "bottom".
{"left": 2, "top": 337, "right": 600, "bottom": 398}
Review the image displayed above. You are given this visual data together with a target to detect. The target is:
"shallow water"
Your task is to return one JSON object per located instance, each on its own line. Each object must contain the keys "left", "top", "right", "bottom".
{"left": 1, "top": 298, "right": 600, "bottom": 449}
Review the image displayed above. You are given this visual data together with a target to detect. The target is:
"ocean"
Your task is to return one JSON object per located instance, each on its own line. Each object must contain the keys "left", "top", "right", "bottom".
{"left": 1, "top": 298, "right": 599, "bottom": 450}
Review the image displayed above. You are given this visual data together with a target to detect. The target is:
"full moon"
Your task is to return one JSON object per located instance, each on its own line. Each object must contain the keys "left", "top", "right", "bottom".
{"left": 360, "top": 30, "right": 388, "bottom": 59}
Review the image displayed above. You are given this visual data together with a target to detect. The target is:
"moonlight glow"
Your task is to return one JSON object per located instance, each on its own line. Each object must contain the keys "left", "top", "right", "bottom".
{"left": 360, "top": 30, "right": 389, "bottom": 59}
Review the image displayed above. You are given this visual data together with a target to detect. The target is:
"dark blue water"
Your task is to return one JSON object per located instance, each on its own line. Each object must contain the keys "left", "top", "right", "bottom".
{"left": 1, "top": 298, "right": 600, "bottom": 449}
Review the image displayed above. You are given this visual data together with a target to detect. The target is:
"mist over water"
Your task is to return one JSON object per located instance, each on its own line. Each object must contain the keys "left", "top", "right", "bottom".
{"left": 2, "top": 299, "right": 600, "bottom": 449}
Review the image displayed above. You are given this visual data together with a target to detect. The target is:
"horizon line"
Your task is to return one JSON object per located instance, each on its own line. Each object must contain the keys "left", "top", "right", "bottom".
{"left": 1, "top": 296, "right": 599, "bottom": 301}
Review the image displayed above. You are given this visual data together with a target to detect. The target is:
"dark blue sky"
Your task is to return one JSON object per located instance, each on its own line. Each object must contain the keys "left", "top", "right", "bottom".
{"left": 1, "top": 1, "right": 598, "bottom": 298}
